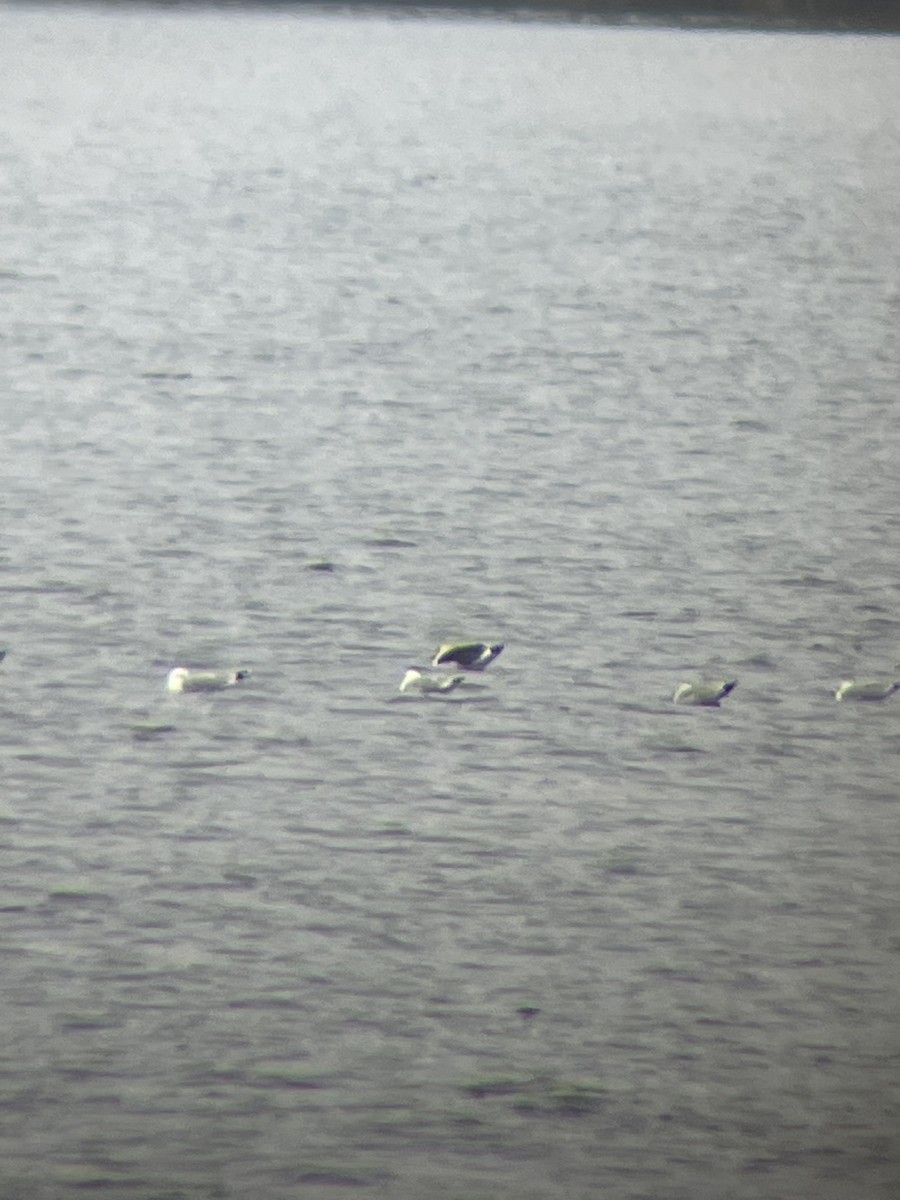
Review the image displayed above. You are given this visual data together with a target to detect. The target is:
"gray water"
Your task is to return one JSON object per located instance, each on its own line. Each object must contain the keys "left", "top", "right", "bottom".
{"left": 1, "top": 5, "right": 900, "bottom": 1198}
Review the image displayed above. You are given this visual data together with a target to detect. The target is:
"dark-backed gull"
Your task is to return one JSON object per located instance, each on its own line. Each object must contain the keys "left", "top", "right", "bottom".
{"left": 431, "top": 642, "right": 503, "bottom": 671}
{"left": 672, "top": 679, "right": 737, "bottom": 707}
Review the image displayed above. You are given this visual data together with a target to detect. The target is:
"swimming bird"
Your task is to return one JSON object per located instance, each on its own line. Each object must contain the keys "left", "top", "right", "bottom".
{"left": 673, "top": 679, "right": 737, "bottom": 707}
{"left": 431, "top": 642, "right": 504, "bottom": 671}
{"left": 834, "top": 679, "right": 900, "bottom": 702}
{"left": 166, "top": 667, "right": 251, "bottom": 694}
{"left": 0, "top": 649, "right": 6, "bottom": 665}
{"left": 399, "top": 667, "right": 465, "bottom": 695}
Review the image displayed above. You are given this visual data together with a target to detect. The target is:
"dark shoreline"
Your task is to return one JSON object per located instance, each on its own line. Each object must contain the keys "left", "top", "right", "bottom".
{"left": 13, "top": 0, "right": 900, "bottom": 35}
{"left": 314, "top": 0, "right": 900, "bottom": 34}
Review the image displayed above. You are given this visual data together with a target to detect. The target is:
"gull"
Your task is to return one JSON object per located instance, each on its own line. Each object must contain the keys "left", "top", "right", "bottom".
{"left": 399, "top": 667, "right": 465, "bottom": 695}
{"left": 673, "top": 679, "right": 737, "bottom": 707}
{"left": 166, "top": 667, "right": 251, "bottom": 694}
{"left": 834, "top": 679, "right": 900, "bottom": 702}
{"left": 431, "top": 642, "right": 504, "bottom": 671}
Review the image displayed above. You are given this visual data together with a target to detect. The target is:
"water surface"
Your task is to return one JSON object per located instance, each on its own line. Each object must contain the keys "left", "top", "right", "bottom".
{"left": 1, "top": 5, "right": 899, "bottom": 1198}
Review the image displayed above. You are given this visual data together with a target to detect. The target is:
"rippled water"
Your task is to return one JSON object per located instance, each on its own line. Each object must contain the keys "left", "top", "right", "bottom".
{"left": 1, "top": 5, "right": 899, "bottom": 1197}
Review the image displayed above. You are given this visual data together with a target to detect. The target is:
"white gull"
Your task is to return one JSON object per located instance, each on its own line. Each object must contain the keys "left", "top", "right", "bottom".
{"left": 167, "top": 667, "right": 250, "bottom": 694}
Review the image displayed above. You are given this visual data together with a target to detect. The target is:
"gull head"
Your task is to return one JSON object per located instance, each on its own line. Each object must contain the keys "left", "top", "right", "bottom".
{"left": 166, "top": 667, "right": 191, "bottom": 693}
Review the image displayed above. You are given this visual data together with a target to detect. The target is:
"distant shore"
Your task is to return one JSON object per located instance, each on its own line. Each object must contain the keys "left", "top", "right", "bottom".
{"left": 133, "top": 0, "right": 900, "bottom": 35}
